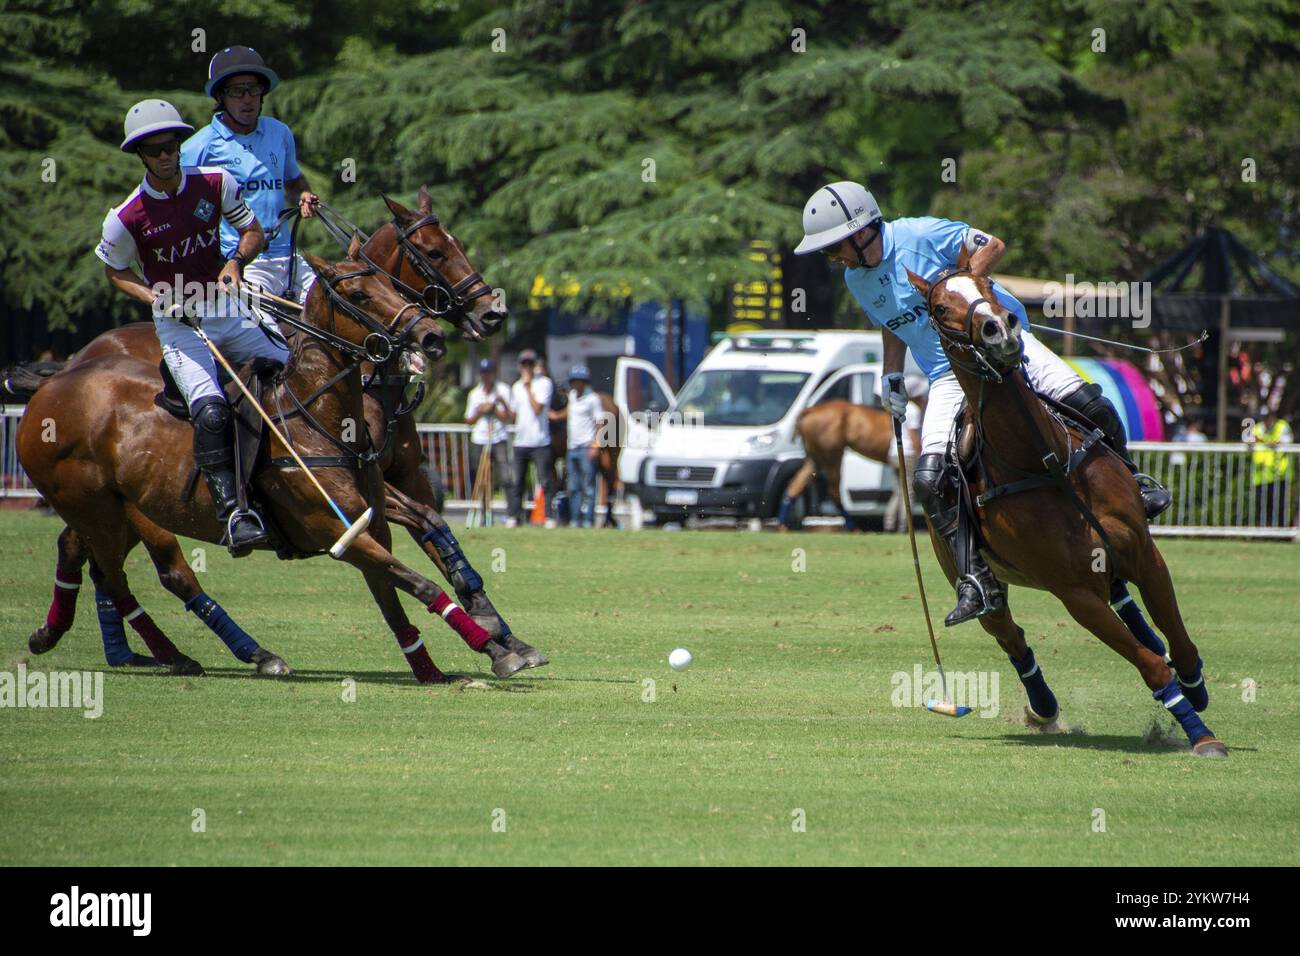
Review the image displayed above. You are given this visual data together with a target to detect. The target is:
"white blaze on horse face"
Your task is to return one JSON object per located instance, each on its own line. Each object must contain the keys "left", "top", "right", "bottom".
{"left": 944, "top": 275, "right": 1017, "bottom": 351}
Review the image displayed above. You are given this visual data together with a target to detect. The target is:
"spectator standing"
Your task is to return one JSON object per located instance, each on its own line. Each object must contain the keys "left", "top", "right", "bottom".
{"left": 1250, "top": 408, "right": 1294, "bottom": 527}
{"left": 553, "top": 365, "right": 604, "bottom": 528}
{"left": 464, "top": 358, "right": 514, "bottom": 506}
{"left": 509, "top": 350, "right": 555, "bottom": 526}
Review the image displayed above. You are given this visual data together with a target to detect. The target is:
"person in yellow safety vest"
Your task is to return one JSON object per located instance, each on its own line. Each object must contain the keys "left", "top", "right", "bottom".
{"left": 1250, "top": 409, "right": 1293, "bottom": 527}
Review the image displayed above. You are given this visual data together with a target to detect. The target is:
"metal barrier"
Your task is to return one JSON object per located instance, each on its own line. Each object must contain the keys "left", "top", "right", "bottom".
{"left": 1130, "top": 441, "right": 1299, "bottom": 539}
{"left": 3, "top": 406, "right": 1296, "bottom": 538}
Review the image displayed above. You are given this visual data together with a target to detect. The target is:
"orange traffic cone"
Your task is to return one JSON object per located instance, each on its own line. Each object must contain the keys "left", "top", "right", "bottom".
{"left": 529, "top": 485, "right": 546, "bottom": 525}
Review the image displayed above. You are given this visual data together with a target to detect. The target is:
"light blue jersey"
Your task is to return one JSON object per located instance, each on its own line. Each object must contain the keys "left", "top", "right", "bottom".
{"left": 844, "top": 216, "right": 1027, "bottom": 381}
{"left": 181, "top": 113, "right": 302, "bottom": 258}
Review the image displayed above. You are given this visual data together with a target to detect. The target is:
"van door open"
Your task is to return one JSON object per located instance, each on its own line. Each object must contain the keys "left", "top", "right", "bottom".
{"left": 614, "top": 356, "right": 675, "bottom": 486}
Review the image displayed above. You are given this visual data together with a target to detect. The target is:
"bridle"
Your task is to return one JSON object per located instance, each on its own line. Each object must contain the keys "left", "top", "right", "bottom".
{"left": 270, "top": 260, "right": 432, "bottom": 365}
{"left": 925, "top": 267, "right": 1020, "bottom": 383}
{"left": 390, "top": 212, "right": 493, "bottom": 314}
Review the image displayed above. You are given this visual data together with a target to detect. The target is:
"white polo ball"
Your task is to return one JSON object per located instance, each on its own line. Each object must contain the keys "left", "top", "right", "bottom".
{"left": 668, "top": 647, "right": 693, "bottom": 671}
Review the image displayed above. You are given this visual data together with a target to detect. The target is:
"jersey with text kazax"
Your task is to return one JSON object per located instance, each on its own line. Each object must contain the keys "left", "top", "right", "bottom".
{"left": 95, "top": 166, "right": 255, "bottom": 289}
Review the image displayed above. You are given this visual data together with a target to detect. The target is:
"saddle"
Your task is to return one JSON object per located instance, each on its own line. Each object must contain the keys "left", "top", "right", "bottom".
{"left": 945, "top": 388, "right": 1117, "bottom": 560}
{"left": 155, "top": 358, "right": 318, "bottom": 559}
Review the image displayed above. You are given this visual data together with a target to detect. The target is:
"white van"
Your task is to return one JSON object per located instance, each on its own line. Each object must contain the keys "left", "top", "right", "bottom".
{"left": 613, "top": 331, "right": 921, "bottom": 526}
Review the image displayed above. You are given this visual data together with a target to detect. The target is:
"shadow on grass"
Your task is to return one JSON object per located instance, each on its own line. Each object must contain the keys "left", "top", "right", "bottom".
{"left": 989, "top": 733, "right": 1254, "bottom": 755}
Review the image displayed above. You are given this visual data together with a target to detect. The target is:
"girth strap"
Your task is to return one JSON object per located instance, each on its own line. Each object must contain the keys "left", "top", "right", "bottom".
{"left": 976, "top": 427, "right": 1106, "bottom": 506}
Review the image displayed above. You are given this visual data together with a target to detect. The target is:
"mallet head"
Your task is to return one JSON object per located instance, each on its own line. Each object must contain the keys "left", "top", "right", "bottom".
{"left": 925, "top": 699, "right": 972, "bottom": 718}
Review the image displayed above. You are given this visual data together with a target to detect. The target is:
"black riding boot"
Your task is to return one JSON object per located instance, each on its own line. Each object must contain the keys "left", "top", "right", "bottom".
{"left": 913, "top": 454, "right": 1006, "bottom": 627}
{"left": 192, "top": 399, "right": 268, "bottom": 556}
{"left": 1062, "top": 383, "right": 1170, "bottom": 519}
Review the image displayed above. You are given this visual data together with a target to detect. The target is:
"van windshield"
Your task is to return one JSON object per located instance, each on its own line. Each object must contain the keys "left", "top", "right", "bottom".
{"left": 673, "top": 369, "right": 811, "bottom": 426}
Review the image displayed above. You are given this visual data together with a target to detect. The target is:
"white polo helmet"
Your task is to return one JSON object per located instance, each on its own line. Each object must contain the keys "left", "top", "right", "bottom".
{"left": 793, "top": 181, "right": 883, "bottom": 255}
{"left": 120, "top": 99, "right": 194, "bottom": 152}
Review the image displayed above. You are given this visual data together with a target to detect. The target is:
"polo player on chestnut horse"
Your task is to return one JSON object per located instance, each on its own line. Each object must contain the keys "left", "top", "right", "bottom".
{"left": 794, "top": 180, "right": 1221, "bottom": 754}
{"left": 16, "top": 101, "right": 528, "bottom": 683}
{"left": 17, "top": 189, "right": 545, "bottom": 679}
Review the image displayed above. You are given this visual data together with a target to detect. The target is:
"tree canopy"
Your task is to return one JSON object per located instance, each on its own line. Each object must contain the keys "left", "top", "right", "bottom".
{"left": 4, "top": 0, "right": 1298, "bottom": 341}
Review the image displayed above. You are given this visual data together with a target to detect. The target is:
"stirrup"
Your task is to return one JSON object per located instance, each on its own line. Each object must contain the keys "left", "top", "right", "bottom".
{"left": 945, "top": 575, "right": 1000, "bottom": 627}
{"left": 225, "top": 508, "right": 268, "bottom": 554}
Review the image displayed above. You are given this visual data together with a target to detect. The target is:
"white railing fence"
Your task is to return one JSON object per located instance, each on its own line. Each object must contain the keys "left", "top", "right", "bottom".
{"left": 3, "top": 407, "right": 1296, "bottom": 538}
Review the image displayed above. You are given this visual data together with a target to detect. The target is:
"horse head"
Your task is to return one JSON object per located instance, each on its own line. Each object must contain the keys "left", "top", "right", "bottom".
{"left": 380, "top": 187, "right": 505, "bottom": 342}
{"left": 303, "top": 232, "right": 447, "bottom": 363}
{"left": 906, "top": 250, "right": 1023, "bottom": 380}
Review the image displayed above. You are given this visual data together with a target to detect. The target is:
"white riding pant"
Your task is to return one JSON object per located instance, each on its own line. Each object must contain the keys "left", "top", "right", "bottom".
{"left": 155, "top": 292, "right": 290, "bottom": 411}
{"left": 243, "top": 253, "right": 315, "bottom": 305}
{"left": 918, "top": 330, "right": 1083, "bottom": 456}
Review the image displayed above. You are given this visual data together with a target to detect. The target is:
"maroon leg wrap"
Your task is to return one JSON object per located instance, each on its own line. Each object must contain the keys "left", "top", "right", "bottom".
{"left": 45, "top": 570, "right": 82, "bottom": 635}
{"left": 428, "top": 593, "right": 490, "bottom": 652}
{"left": 393, "top": 624, "right": 445, "bottom": 683}
{"left": 112, "top": 595, "right": 180, "bottom": 661}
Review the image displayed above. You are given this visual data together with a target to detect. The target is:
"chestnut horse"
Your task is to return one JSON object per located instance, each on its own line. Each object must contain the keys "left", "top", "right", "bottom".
{"left": 907, "top": 261, "right": 1225, "bottom": 755}
{"left": 18, "top": 235, "right": 508, "bottom": 684}
{"left": 15, "top": 192, "right": 545, "bottom": 679}
{"left": 781, "top": 400, "right": 901, "bottom": 526}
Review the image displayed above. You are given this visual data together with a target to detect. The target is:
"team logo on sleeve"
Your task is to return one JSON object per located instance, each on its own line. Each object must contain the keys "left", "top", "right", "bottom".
{"left": 193, "top": 198, "right": 216, "bottom": 222}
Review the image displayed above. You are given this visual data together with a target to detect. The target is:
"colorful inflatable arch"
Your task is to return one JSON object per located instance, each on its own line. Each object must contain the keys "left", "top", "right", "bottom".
{"left": 1062, "top": 358, "right": 1165, "bottom": 441}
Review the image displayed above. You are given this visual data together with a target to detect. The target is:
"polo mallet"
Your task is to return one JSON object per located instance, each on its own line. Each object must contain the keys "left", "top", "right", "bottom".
{"left": 189, "top": 286, "right": 372, "bottom": 558}
{"left": 893, "top": 416, "right": 970, "bottom": 718}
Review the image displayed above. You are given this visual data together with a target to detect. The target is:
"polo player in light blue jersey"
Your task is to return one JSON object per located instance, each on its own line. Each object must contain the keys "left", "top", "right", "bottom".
{"left": 181, "top": 45, "right": 319, "bottom": 303}
{"left": 794, "top": 181, "right": 1170, "bottom": 626}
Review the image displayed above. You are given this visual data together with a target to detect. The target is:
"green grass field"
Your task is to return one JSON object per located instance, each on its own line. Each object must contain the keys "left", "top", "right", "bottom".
{"left": 1, "top": 509, "right": 1297, "bottom": 866}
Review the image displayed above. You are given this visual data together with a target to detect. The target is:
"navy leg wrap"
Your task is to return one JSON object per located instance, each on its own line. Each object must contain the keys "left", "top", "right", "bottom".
{"left": 96, "top": 587, "right": 134, "bottom": 667}
{"left": 1153, "top": 677, "right": 1212, "bottom": 745}
{"left": 1010, "top": 648, "right": 1058, "bottom": 720}
{"left": 421, "top": 525, "right": 483, "bottom": 594}
{"left": 1111, "top": 583, "right": 1168, "bottom": 661}
{"left": 1175, "top": 657, "right": 1209, "bottom": 713}
{"left": 185, "top": 593, "right": 258, "bottom": 662}
{"left": 776, "top": 495, "right": 794, "bottom": 527}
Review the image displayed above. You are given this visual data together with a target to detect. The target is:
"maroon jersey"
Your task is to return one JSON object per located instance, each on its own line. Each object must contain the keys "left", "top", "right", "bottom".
{"left": 96, "top": 166, "right": 255, "bottom": 288}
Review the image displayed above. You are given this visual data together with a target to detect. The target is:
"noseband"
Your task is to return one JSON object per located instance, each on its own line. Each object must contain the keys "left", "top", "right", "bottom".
{"left": 392, "top": 213, "right": 494, "bottom": 314}
{"left": 925, "top": 267, "right": 1018, "bottom": 382}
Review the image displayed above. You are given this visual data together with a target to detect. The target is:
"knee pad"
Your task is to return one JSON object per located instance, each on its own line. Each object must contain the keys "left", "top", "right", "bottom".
{"left": 1064, "top": 383, "right": 1126, "bottom": 447}
{"left": 191, "top": 398, "right": 233, "bottom": 468}
{"left": 911, "top": 453, "right": 948, "bottom": 508}
{"left": 192, "top": 397, "right": 232, "bottom": 435}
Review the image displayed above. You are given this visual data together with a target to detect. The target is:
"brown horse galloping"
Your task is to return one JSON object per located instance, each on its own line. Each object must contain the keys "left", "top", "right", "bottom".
{"left": 15, "top": 191, "right": 545, "bottom": 678}
{"left": 907, "top": 260, "right": 1225, "bottom": 755}
{"left": 18, "top": 235, "right": 510, "bottom": 683}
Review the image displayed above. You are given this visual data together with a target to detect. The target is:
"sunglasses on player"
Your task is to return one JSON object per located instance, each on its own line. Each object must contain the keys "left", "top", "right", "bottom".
{"left": 137, "top": 138, "right": 181, "bottom": 158}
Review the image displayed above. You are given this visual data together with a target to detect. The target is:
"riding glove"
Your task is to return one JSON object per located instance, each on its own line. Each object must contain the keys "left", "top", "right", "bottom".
{"left": 883, "top": 372, "right": 908, "bottom": 421}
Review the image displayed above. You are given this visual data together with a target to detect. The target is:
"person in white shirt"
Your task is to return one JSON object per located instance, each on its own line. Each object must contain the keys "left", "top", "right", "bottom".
{"left": 508, "top": 349, "right": 555, "bottom": 524}
{"left": 553, "top": 365, "right": 605, "bottom": 528}
{"left": 464, "top": 358, "right": 514, "bottom": 503}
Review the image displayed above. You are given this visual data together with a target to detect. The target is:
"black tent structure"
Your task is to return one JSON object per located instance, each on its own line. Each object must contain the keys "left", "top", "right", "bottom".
{"left": 1143, "top": 227, "right": 1300, "bottom": 439}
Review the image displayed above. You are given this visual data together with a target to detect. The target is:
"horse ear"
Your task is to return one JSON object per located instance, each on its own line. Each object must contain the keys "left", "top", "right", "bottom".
{"left": 417, "top": 185, "right": 432, "bottom": 215}
{"left": 383, "top": 194, "right": 412, "bottom": 220}
{"left": 304, "top": 252, "right": 334, "bottom": 281}
{"left": 905, "top": 268, "right": 931, "bottom": 299}
{"left": 347, "top": 231, "right": 363, "bottom": 260}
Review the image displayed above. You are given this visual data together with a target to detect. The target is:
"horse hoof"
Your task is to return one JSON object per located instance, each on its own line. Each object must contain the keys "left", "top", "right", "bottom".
{"left": 28, "top": 625, "right": 62, "bottom": 655}
{"left": 490, "top": 650, "right": 528, "bottom": 679}
{"left": 251, "top": 649, "right": 292, "bottom": 676}
{"left": 502, "top": 634, "right": 549, "bottom": 669}
{"left": 165, "top": 653, "right": 205, "bottom": 677}
{"left": 1192, "top": 736, "right": 1228, "bottom": 758}
{"left": 1024, "top": 704, "right": 1059, "bottom": 727}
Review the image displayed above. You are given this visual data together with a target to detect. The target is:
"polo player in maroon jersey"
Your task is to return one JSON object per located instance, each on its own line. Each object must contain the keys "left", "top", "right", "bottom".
{"left": 96, "top": 99, "right": 291, "bottom": 555}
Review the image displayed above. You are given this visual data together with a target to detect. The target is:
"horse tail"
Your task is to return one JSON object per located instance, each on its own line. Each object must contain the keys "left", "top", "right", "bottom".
{"left": 1, "top": 360, "right": 67, "bottom": 400}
